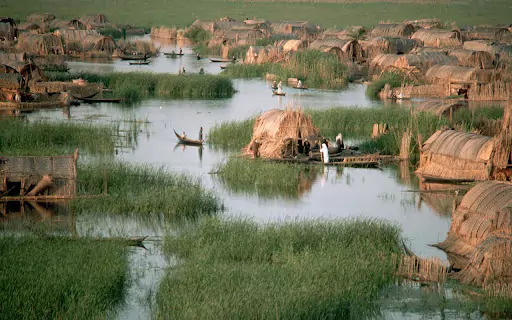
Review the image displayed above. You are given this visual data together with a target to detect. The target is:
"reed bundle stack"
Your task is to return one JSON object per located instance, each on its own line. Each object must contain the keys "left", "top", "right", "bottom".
{"left": 243, "top": 108, "right": 319, "bottom": 158}
{"left": 309, "top": 39, "right": 364, "bottom": 62}
{"left": 370, "top": 23, "right": 416, "bottom": 38}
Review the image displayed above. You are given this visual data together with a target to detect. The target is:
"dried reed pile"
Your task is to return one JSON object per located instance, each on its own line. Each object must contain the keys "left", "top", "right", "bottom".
{"left": 394, "top": 254, "right": 449, "bottom": 283}
{"left": 245, "top": 45, "right": 284, "bottom": 64}
{"left": 416, "top": 129, "right": 494, "bottom": 182}
{"left": 414, "top": 99, "right": 468, "bottom": 118}
{"left": 31, "top": 81, "right": 100, "bottom": 98}
{"left": 281, "top": 39, "right": 307, "bottom": 52}
{"left": 150, "top": 26, "right": 177, "bottom": 39}
{"left": 243, "top": 108, "right": 319, "bottom": 158}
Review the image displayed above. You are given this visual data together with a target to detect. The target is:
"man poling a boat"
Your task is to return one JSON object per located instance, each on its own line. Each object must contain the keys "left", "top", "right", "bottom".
{"left": 182, "top": 131, "right": 187, "bottom": 139}
{"left": 277, "top": 81, "right": 283, "bottom": 94}
{"left": 297, "top": 79, "right": 303, "bottom": 89}
{"left": 320, "top": 140, "right": 329, "bottom": 164}
{"left": 199, "top": 127, "right": 203, "bottom": 141}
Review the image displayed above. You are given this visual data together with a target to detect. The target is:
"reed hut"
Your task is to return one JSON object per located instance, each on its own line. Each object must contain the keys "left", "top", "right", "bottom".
{"left": 416, "top": 129, "right": 494, "bottom": 182}
{"left": 245, "top": 46, "right": 283, "bottom": 64}
{"left": 0, "top": 52, "right": 26, "bottom": 63}
{"left": 150, "top": 26, "right": 177, "bottom": 39}
{"left": 370, "top": 23, "right": 416, "bottom": 38}
{"left": 81, "top": 34, "right": 117, "bottom": 55}
{"left": 410, "top": 47, "right": 448, "bottom": 54}
{"left": 17, "top": 22, "right": 43, "bottom": 34}
{"left": 309, "top": 39, "right": 364, "bottom": 62}
{"left": 0, "top": 73, "right": 22, "bottom": 91}
{"left": 466, "top": 27, "right": 511, "bottom": 41}
{"left": 222, "top": 29, "right": 265, "bottom": 45}
{"left": 244, "top": 19, "right": 271, "bottom": 29}
{"left": 282, "top": 39, "right": 308, "bottom": 52}
{"left": 49, "top": 19, "right": 85, "bottom": 30}
{"left": 243, "top": 109, "right": 319, "bottom": 159}
{"left": 17, "top": 33, "right": 64, "bottom": 55}
{"left": 414, "top": 99, "right": 468, "bottom": 119}
{"left": 411, "top": 29, "right": 462, "bottom": 48}
{"left": 190, "top": 19, "right": 214, "bottom": 33}
{"left": 79, "top": 14, "right": 108, "bottom": 29}
{"left": 435, "top": 181, "right": 512, "bottom": 268}
{"left": 463, "top": 40, "right": 512, "bottom": 59}
{"left": 425, "top": 65, "right": 487, "bottom": 95}
{"left": 320, "top": 28, "right": 345, "bottom": 40}
{"left": 361, "top": 37, "right": 420, "bottom": 58}
{"left": 0, "top": 61, "right": 45, "bottom": 89}
{"left": 27, "top": 13, "right": 56, "bottom": 24}
{"left": 448, "top": 49, "right": 495, "bottom": 69}
{"left": 370, "top": 52, "right": 459, "bottom": 74}
{"left": 405, "top": 18, "right": 443, "bottom": 29}
{"left": 0, "top": 18, "right": 17, "bottom": 41}
{"left": 270, "top": 21, "right": 318, "bottom": 37}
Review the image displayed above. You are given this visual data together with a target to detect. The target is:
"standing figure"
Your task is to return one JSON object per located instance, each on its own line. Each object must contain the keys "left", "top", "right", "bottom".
{"left": 320, "top": 141, "right": 329, "bottom": 164}
{"left": 297, "top": 79, "right": 302, "bottom": 88}
{"left": 179, "top": 48, "right": 183, "bottom": 55}
{"left": 179, "top": 66, "right": 186, "bottom": 75}
{"left": 199, "top": 127, "right": 203, "bottom": 141}
{"left": 272, "top": 80, "right": 277, "bottom": 89}
{"left": 277, "top": 81, "right": 283, "bottom": 94}
{"left": 250, "top": 139, "right": 261, "bottom": 158}
{"left": 182, "top": 131, "right": 187, "bottom": 139}
{"left": 303, "top": 139, "right": 311, "bottom": 155}
{"left": 196, "top": 53, "right": 201, "bottom": 60}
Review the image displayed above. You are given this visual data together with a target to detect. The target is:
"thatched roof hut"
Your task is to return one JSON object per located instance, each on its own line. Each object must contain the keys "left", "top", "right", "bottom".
{"left": 416, "top": 129, "right": 494, "bottom": 182}
{"left": 370, "top": 52, "right": 459, "bottom": 74}
{"left": 465, "top": 27, "right": 511, "bottom": 41}
{"left": 448, "top": 49, "right": 495, "bottom": 69}
{"left": 27, "top": 13, "right": 55, "bottom": 24}
{"left": 81, "top": 34, "right": 117, "bottom": 55}
{"left": 309, "top": 39, "right": 364, "bottom": 62}
{"left": 190, "top": 19, "right": 214, "bottom": 33}
{"left": 405, "top": 18, "right": 443, "bottom": 29}
{"left": 370, "top": 23, "right": 416, "bottom": 38}
{"left": 361, "top": 36, "right": 420, "bottom": 58}
{"left": 55, "top": 29, "right": 99, "bottom": 43}
{"left": 0, "top": 73, "right": 21, "bottom": 90}
{"left": 410, "top": 47, "right": 449, "bottom": 54}
{"left": 270, "top": 21, "right": 318, "bottom": 35}
{"left": 17, "top": 22, "right": 44, "bottom": 33}
{"left": 49, "top": 19, "right": 85, "bottom": 30}
{"left": 435, "top": 180, "right": 512, "bottom": 269}
{"left": 222, "top": 29, "right": 265, "bottom": 45}
{"left": 79, "top": 14, "right": 108, "bottom": 29}
{"left": 411, "top": 29, "right": 462, "bottom": 48}
{"left": 243, "top": 109, "right": 319, "bottom": 159}
{"left": 463, "top": 40, "right": 512, "bottom": 59}
{"left": 17, "top": 33, "right": 64, "bottom": 55}
{"left": 282, "top": 39, "right": 308, "bottom": 52}
{"left": 213, "top": 20, "right": 245, "bottom": 32}
{"left": 425, "top": 65, "right": 484, "bottom": 87}
{"left": 245, "top": 46, "right": 284, "bottom": 64}
{"left": 0, "top": 17, "right": 17, "bottom": 41}
{"left": 414, "top": 99, "right": 468, "bottom": 118}
{"left": 0, "top": 61, "right": 45, "bottom": 89}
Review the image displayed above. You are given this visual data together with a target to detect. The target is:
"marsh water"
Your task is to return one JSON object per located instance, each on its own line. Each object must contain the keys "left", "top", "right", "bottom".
{"left": 5, "top": 36, "right": 487, "bottom": 319}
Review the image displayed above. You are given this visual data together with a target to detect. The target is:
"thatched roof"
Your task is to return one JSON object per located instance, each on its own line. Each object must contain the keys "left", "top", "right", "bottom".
{"left": 370, "top": 52, "right": 459, "bottom": 73}
{"left": 411, "top": 29, "right": 461, "bottom": 48}
{"left": 415, "top": 99, "right": 468, "bottom": 117}
{"left": 0, "top": 17, "right": 17, "bottom": 41}
{"left": 0, "top": 73, "right": 21, "bottom": 90}
{"left": 245, "top": 46, "right": 284, "bottom": 64}
{"left": 243, "top": 109, "right": 319, "bottom": 158}
{"left": 270, "top": 21, "right": 318, "bottom": 35}
{"left": 405, "top": 18, "right": 443, "bottom": 29}
{"left": 370, "top": 23, "right": 416, "bottom": 38}
{"left": 27, "top": 13, "right": 55, "bottom": 24}
{"left": 463, "top": 40, "right": 512, "bottom": 59}
{"left": 361, "top": 36, "right": 420, "bottom": 57}
{"left": 466, "top": 27, "right": 511, "bottom": 41}
{"left": 410, "top": 47, "right": 449, "bottom": 54}
{"left": 309, "top": 39, "right": 364, "bottom": 62}
{"left": 448, "top": 49, "right": 495, "bottom": 69}
{"left": 425, "top": 65, "right": 481, "bottom": 84}
{"left": 435, "top": 181, "right": 512, "bottom": 268}
{"left": 369, "top": 54, "right": 401, "bottom": 72}
{"left": 190, "top": 19, "right": 213, "bottom": 32}
{"left": 55, "top": 29, "right": 99, "bottom": 43}
{"left": 222, "top": 29, "right": 264, "bottom": 41}
{"left": 282, "top": 39, "right": 307, "bottom": 52}
{"left": 17, "top": 33, "right": 64, "bottom": 55}
{"left": 79, "top": 14, "right": 108, "bottom": 29}
{"left": 416, "top": 129, "right": 493, "bottom": 182}
{"left": 0, "top": 52, "right": 26, "bottom": 63}
{"left": 49, "top": 19, "right": 85, "bottom": 30}
{"left": 17, "top": 22, "right": 42, "bottom": 32}
{"left": 81, "top": 34, "right": 117, "bottom": 54}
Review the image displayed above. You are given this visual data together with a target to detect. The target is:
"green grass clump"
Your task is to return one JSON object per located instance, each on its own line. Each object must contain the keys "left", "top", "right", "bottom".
{"left": 214, "top": 158, "right": 319, "bottom": 199}
{"left": 366, "top": 70, "right": 417, "bottom": 99}
{"left": 0, "top": 118, "right": 115, "bottom": 156}
{"left": 184, "top": 26, "right": 212, "bottom": 43}
{"left": 225, "top": 50, "right": 349, "bottom": 89}
{"left": 72, "top": 162, "right": 222, "bottom": 218}
{"left": 99, "top": 27, "right": 123, "bottom": 39}
{"left": 207, "top": 118, "right": 254, "bottom": 149}
{"left": 0, "top": 236, "right": 127, "bottom": 320}
{"left": 46, "top": 72, "right": 236, "bottom": 101}
{"left": 156, "top": 217, "right": 402, "bottom": 319}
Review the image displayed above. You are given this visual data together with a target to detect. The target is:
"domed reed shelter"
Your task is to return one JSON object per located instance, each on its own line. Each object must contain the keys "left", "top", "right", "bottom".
{"left": 411, "top": 29, "right": 462, "bottom": 48}
{"left": 360, "top": 36, "right": 420, "bottom": 58}
{"left": 309, "top": 39, "right": 364, "bottom": 62}
{"left": 370, "top": 23, "right": 416, "bottom": 38}
{"left": 448, "top": 49, "right": 495, "bottom": 69}
{"left": 17, "top": 33, "right": 64, "bottom": 55}
{"left": 27, "top": 13, "right": 56, "bottom": 25}
{"left": 243, "top": 108, "right": 319, "bottom": 158}
{"left": 81, "top": 34, "right": 117, "bottom": 55}
{"left": 79, "top": 13, "right": 108, "bottom": 30}
{"left": 0, "top": 17, "right": 17, "bottom": 41}
{"left": 434, "top": 181, "right": 512, "bottom": 270}
{"left": 49, "top": 19, "right": 85, "bottom": 30}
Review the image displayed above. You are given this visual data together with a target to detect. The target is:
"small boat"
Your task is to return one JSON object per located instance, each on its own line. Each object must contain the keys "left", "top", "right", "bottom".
{"left": 118, "top": 53, "right": 151, "bottom": 61}
{"left": 293, "top": 86, "right": 309, "bottom": 90}
{"left": 271, "top": 86, "right": 278, "bottom": 90}
{"left": 173, "top": 129, "right": 204, "bottom": 146}
{"left": 209, "top": 58, "right": 235, "bottom": 63}
{"left": 163, "top": 52, "right": 184, "bottom": 56}
{"left": 79, "top": 97, "right": 122, "bottom": 103}
{"left": 129, "top": 61, "right": 151, "bottom": 65}
{"left": 272, "top": 90, "right": 286, "bottom": 96}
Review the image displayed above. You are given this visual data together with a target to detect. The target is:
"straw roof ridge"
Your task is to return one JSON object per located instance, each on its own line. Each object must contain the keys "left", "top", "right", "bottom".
{"left": 421, "top": 129, "right": 493, "bottom": 161}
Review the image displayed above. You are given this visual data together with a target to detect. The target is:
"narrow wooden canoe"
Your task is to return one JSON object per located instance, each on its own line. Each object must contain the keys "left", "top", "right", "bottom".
{"left": 272, "top": 90, "right": 286, "bottom": 96}
{"left": 129, "top": 61, "right": 151, "bottom": 65}
{"left": 163, "top": 52, "right": 184, "bottom": 56}
{"left": 209, "top": 58, "right": 234, "bottom": 63}
{"left": 79, "top": 97, "right": 122, "bottom": 103}
{"left": 173, "top": 129, "right": 203, "bottom": 146}
{"left": 118, "top": 53, "right": 150, "bottom": 61}
{"left": 293, "top": 86, "right": 309, "bottom": 90}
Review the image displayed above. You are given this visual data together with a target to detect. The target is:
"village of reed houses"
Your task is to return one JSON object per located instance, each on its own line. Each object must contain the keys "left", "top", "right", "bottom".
{"left": 3, "top": 3, "right": 512, "bottom": 320}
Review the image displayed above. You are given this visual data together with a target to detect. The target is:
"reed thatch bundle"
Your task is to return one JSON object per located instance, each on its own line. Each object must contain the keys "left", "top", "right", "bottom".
{"left": 49, "top": 19, "right": 85, "bottom": 30}
{"left": 465, "top": 27, "right": 511, "bottom": 41}
{"left": 434, "top": 181, "right": 512, "bottom": 270}
{"left": 425, "top": 65, "right": 481, "bottom": 86}
{"left": 361, "top": 36, "right": 420, "bottom": 58}
{"left": 309, "top": 39, "right": 364, "bottom": 62}
{"left": 405, "top": 18, "right": 443, "bottom": 29}
{"left": 150, "top": 26, "right": 177, "bottom": 39}
{"left": 79, "top": 14, "right": 108, "bottom": 29}
{"left": 416, "top": 129, "right": 494, "bottom": 182}
{"left": 452, "top": 233, "right": 512, "bottom": 287}
{"left": 81, "top": 34, "right": 117, "bottom": 55}
{"left": 282, "top": 39, "right": 307, "bottom": 52}
{"left": 370, "top": 23, "right": 416, "bottom": 38}
{"left": 448, "top": 49, "right": 495, "bottom": 69}
{"left": 55, "top": 29, "right": 99, "bottom": 44}
{"left": 394, "top": 254, "right": 449, "bottom": 283}
{"left": 243, "top": 108, "right": 319, "bottom": 159}
{"left": 0, "top": 17, "right": 17, "bottom": 41}
{"left": 17, "top": 33, "right": 64, "bottom": 55}
{"left": 245, "top": 46, "right": 283, "bottom": 64}
{"left": 270, "top": 21, "right": 318, "bottom": 36}
{"left": 411, "top": 29, "right": 462, "bottom": 48}
{"left": 414, "top": 99, "right": 468, "bottom": 118}
{"left": 27, "top": 13, "right": 56, "bottom": 24}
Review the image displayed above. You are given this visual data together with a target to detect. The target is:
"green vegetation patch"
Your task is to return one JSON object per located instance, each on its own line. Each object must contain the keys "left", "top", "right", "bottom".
{"left": 366, "top": 70, "right": 417, "bottom": 99}
{"left": 72, "top": 162, "right": 223, "bottom": 218}
{"left": 224, "top": 50, "right": 349, "bottom": 89}
{"left": 207, "top": 118, "right": 254, "bottom": 149}
{"left": 214, "top": 158, "right": 319, "bottom": 199}
{"left": 0, "top": 118, "right": 115, "bottom": 156}
{"left": 0, "top": 236, "right": 128, "bottom": 320}
{"left": 156, "top": 217, "right": 402, "bottom": 319}
{"left": 46, "top": 72, "right": 236, "bottom": 101}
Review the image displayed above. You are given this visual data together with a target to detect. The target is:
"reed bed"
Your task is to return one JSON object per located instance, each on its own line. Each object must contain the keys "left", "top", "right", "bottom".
{"left": 207, "top": 118, "right": 254, "bottom": 149}
{"left": 72, "top": 162, "right": 222, "bottom": 218}
{"left": 0, "top": 118, "right": 116, "bottom": 156}
{"left": 225, "top": 50, "right": 349, "bottom": 89}
{"left": 0, "top": 236, "right": 127, "bottom": 320}
{"left": 214, "top": 158, "right": 319, "bottom": 199}
{"left": 366, "top": 70, "right": 417, "bottom": 99}
{"left": 46, "top": 72, "right": 236, "bottom": 101}
{"left": 156, "top": 217, "right": 402, "bottom": 319}
{"left": 184, "top": 27, "right": 212, "bottom": 43}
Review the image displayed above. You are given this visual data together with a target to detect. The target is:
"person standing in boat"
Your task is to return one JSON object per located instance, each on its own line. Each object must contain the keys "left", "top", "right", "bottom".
{"left": 277, "top": 81, "right": 283, "bottom": 94}
{"left": 179, "top": 48, "right": 183, "bottom": 55}
{"left": 143, "top": 52, "right": 147, "bottom": 61}
{"left": 297, "top": 79, "right": 303, "bottom": 89}
{"left": 199, "top": 127, "right": 203, "bottom": 141}
{"left": 320, "top": 140, "right": 329, "bottom": 164}
{"left": 196, "top": 53, "right": 201, "bottom": 60}
{"left": 182, "top": 131, "right": 187, "bottom": 139}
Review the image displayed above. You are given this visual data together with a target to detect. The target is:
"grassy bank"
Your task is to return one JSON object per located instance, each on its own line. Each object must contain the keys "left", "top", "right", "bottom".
{"left": 46, "top": 72, "right": 236, "bottom": 101}
{"left": 214, "top": 158, "right": 319, "bottom": 199}
{"left": 72, "top": 162, "right": 222, "bottom": 219}
{"left": 0, "top": 118, "right": 115, "bottom": 156}
{"left": 0, "top": 236, "right": 127, "bottom": 320}
{"left": 3, "top": 0, "right": 511, "bottom": 28}
{"left": 207, "top": 118, "right": 254, "bottom": 149}
{"left": 156, "top": 217, "right": 402, "bottom": 319}
{"left": 224, "top": 50, "right": 349, "bottom": 88}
